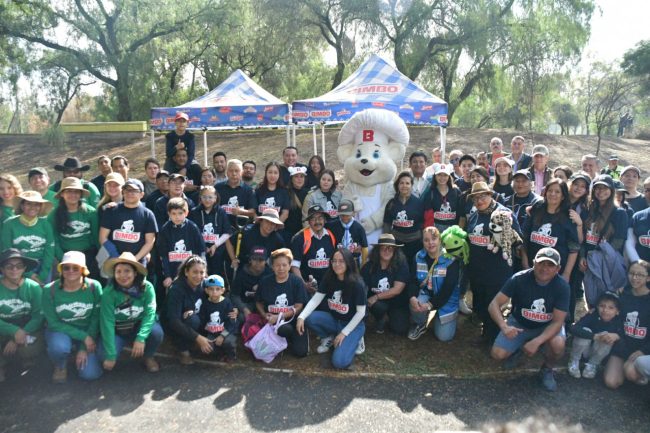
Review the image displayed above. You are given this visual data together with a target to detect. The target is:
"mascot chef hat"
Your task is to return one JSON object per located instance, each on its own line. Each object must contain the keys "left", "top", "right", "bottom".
{"left": 338, "top": 109, "right": 409, "bottom": 157}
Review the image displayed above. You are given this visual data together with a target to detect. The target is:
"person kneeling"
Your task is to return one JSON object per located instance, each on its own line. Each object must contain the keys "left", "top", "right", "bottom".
{"left": 489, "top": 247, "right": 569, "bottom": 392}
{"left": 199, "top": 275, "right": 238, "bottom": 362}
{"left": 297, "top": 248, "right": 366, "bottom": 369}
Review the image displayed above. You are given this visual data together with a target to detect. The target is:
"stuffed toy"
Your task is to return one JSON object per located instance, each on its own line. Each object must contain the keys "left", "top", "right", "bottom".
{"left": 441, "top": 225, "right": 469, "bottom": 265}
{"left": 487, "top": 209, "right": 521, "bottom": 266}
{"left": 337, "top": 109, "right": 408, "bottom": 244}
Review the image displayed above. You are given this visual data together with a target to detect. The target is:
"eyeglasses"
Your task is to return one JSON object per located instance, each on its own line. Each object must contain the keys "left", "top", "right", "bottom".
{"left": 628, "top": 272, "right": 648, "bottom": 279}
{"left": 3, "top": 263, "right": 26, "bottom": 270}
{"left": 62, "top": 265, "right": 81, "bottom": 272}
{"left": 471, "top": 194, "right": 491, "bottom": 203}
{"left": 201, "top": 195, "right": 217, "bottom": 200}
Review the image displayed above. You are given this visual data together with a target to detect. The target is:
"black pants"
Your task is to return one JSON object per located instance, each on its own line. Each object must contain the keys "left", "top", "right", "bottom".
{"left": 472, "top": 282, "right": 502, "bottom": 343}
{"left": 166, "top": 314, "right": 201, "bottom": 353}
{"left": 568, "top": 267, "right": 585, "bottom": 324}
{"left": 208, "top": 333, "right": 237, "bottom": 359}
{"left": 369, "top": 300, "right": 410, "bottom": 335}
{"left": 277, "top": 321, "right": 308, "bottom": 357}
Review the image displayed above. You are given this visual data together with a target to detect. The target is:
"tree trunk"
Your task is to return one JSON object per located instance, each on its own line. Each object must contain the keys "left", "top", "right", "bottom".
{"left": 596, "top": 133, "right": 602, "bottom": 156}
{"left": 115, "top": 65, "right": 132, "bottom": 121}
{"left": 331, "top": 46, "right": 345, "bottom": 89}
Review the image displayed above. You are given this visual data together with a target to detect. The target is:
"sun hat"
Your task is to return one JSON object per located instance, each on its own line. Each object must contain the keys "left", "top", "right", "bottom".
{"left": 103, "top": 252, "right": 147, "bottom": 276}
{"left": 255, "top": 208, "right": 284, "bottom": 228}
{"left": 467, "top": 181, "right": 493, "bottom": 198}
{"left": 303, "top": 204, "right": 330, "bottom": 222}
{"left": 371, "top": 233, "right": 404, "bottom": 248}
{"left": 14, "top": 191, "right": 53, "bottom": 216}
{"left": 0, "top": 248, "right": 38, "bottom": 272}
{"left": 56, "top": 177, "right": 90, "bottom": 198}
{"left": 57, "top": 251, "right": 90, "bottom": 276}
{"left": 54, "top": 157, "right": 90, "bottom": 172}
{"left": 534, "top": 247, "right": 561, "bottom": 266}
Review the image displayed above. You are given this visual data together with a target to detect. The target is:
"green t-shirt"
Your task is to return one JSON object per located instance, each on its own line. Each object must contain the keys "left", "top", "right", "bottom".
{"left": 0, "top": 278, "right": 43, "bottom": 336}
{"left": 47, "top": 205, "right": 99, "bottom": 260}
{"left": 0, "top": 216, "right": 55, "bottom": 282}
{"left": 42, "top": 278, "right": 102, "bottom": 348}
{"left": 100, "top": 280, "right": 157, "bottom": 361}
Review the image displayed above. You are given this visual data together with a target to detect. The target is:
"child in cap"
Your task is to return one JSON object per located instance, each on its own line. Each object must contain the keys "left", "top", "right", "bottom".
{"left": 164, "top": 112, "right": 196, "bottom": 172}
{"left": 199, "top": 274, "right": 238, "bottom": 362}
{"left": 568, "top": 291, "right": 623, "bottom": 379}
{"left": 326, "top": 199, "right": 368, "bottom": 266}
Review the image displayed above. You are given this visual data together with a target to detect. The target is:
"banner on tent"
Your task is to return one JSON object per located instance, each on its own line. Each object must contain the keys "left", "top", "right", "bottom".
{"left": 150, "top": 105, "right": 290, "bottom": 129}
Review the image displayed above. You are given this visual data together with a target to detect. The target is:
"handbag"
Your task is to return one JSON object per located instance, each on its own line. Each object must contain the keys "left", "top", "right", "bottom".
{"left": 244, "top": 313, "right": 293, "bottom": 364}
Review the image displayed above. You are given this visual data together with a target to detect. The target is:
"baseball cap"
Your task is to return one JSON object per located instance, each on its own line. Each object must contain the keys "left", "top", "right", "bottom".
{"left": 532, "top": 145, "right": 549, "bottom": 157}
{"left": 512, "top": 169, "right": 531, "bottom": 180}
{"left": 249, "top": 246, "right": 268, "bottom": 261}
{"left": 592, "top": 174, "right": 615, "bottom": 190}
{"left": 28, "top": 167, "right": 48, "bottom": 179}
{"left": 168, "top": 173, "right": 186, "bottom": 182}
{"left": 156, "top": 170, "right": 170, "bottom": 179}
{"left": 620, "top": 165, "right": 641, "bottom": 178}
{"left": 122, "top": 178, "right": 144, "bottom": 192}
{"left": 534, "top": 247, "right": 561, "bottom": 266}
{"left": 338, "top": 199, "right": 355, "bottom": 216}
{"left": 608, "top": 154, "right": 619, "bottom": 161}
{"left": 204, "top": 274, "right": 225, "bottom": 288}
{"left": 174, "top": 112, "right": 189, "bottom": 122}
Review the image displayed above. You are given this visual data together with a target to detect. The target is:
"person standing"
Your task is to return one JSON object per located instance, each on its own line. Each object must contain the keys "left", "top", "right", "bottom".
{"left": 510, "top": 136, "right": 532, "bottom": 172}
{"left": 50, "top": 157, "right": 101, "bottom": 208}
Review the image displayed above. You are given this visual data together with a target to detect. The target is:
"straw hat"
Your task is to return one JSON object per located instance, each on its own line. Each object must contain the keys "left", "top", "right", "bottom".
{"left": 371, "top": 233, "right": 404, "bottom": 248}
{"left": 255, "top": 208, "right": 284, "bottom": 228}
{"left": 56, "top": 177, "right": 90, "bottom": 198}
{"left": 14, "top": 191, "right": 53, "bottom": 216}
{"left": 103, "top": 252, "right": 147, "bottom": 276}
{"left": 467, "top": 181, "right": 493, "bottom": 199}
{"left": 57, "top": 251, "right": 90, "bottom": 276}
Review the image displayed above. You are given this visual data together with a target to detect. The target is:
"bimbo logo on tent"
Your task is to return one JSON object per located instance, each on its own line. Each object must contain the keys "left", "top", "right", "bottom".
{"left": 347, "top": 84, "right": 401, "bottom": 94}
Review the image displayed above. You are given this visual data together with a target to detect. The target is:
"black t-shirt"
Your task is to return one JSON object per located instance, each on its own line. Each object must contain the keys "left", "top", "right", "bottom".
{"left": 618, "top": 290, "right": 650, "bottom": 354}
{"left": 216, "top": 182, "right": 257, "bottom": 229}
{"left": 255, "top": 187, "right": 290, "bottom": 216}
{"left": 632, "top": 207, "right": 650, "bottom": 261}
{"left": 504, "top": 192, "right": 541, "bottom": 230}
{"left": 199, "top": 296, "right": 237, "bottom": 336}
{"left": 326, "top": 219, "right": 368, "bottom": 259}
{"left": 290, "top": 229, "right": 336, "bottom": 284}
{"left": 570, "top": 309, "right": 623, "bottom": 339}
{"left": 383, "top": 195, "right": 424, "bottom": 236}
{"left": 524, "top": 207, "right": 579, "bottom": 273}
{"left": 501, "top": 269, "right": 570, "bottom": 329}
{"left": 493, "top": 182, "right": 514, "bottom": 200}
{"left": 256, "top": 273, "right": 307, "bottom": 314}
{"left": 100, "top": 203, "right": 158, "bottom": 255}
{"left": 423, "top": 186, "right": 462, "bottom": 230}
{"left": 584, "top": 207, "right": 628, "bottom": 254}
{"left": 317, "top": 278, "right": 367, "bottom": 323}
{"left": 626, "top": 195, "right": 648, "bottom": 214}
{"left": 238, "top": 224, "right": 286, "bottom": 263}
{"left": 231, "top": 264, "right": 273, "bottom": 305}
{"left": 188, "top": 205, "right": 232, "bottom": 246}
{"left": 361, "top": 259, "right": 410, "bottom": 307}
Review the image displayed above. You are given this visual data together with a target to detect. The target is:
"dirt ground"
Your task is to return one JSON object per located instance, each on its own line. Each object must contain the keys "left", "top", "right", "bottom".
{"left": 0, "top": 127, "right": 642, "bottom": 376}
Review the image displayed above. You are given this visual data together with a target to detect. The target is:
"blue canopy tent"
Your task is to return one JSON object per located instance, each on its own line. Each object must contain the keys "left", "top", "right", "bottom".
{"left": 291, "top": 54, "right": 449, "bottom": 162}
{"left": 150, "top": 69, "right": 290, "bottom": 164}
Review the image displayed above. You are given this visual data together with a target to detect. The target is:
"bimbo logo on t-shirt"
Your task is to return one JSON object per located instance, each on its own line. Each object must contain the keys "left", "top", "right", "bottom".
{"left": 113, "top": 219, "right": 141, "bottom": 243}
{"left": 624, "top": 311, "right": 648, "bottom": 339}
{"left": 434, "top": 201, "right": 455, "bottom": 221}
{"left": 327, "top": 290, "right": 349, "bottom": 314}
{"left": 586, "top": 225, "right": 600, "bottom": 246}
{"left": 168, "top": 239, "right": 192, "bottom": 262}
{"left": 222, "top": 196, "right": 239, "bottom": 214}
{"left": 468, "top": 224, "right": 490, "bottom": 247}
{"left": 639, "top": 231, "right": 650, "bottom": 248}
{"left": 205, "top": 311, "right": 225, "bottom": 333}
{"left": 372, "top": 277, "right": 390, "bottom": 294}
{"left": 268, "top": 293, "right": 293, "bottom": 314}
{"left": 258, "top": 197, "right": 279, "bottom": 214}
{"left": 202, "top": 223, "right": 218, "bottom": 243}
{"left": 307, "top": 248, "right": 330, "bottom": 269}
{"left": 392, "top": 210, "right": 414, "bottom": 228}
{"left": 530, "top": 223, "right": 558, "bottom": 247}
{"left": 521, "top": 298, "right": 553, "bottom": 322}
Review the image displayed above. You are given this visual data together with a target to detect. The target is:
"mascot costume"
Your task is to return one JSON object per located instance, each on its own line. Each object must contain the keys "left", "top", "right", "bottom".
{"left": 337, "top": 109, "right": 409, "bottom": 245}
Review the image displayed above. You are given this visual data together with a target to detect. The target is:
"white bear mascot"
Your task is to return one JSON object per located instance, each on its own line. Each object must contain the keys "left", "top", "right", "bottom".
{"left": 337, "top": 109, "right": 408, "bottom": 245}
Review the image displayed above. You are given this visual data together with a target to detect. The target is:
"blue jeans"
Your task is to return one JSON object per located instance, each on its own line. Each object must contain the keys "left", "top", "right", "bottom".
{"left": 410, "top": 293, "right": 458, "bottom": 342}
{"left": 305, "top": 311, "right": 365, "bottom": 369}
{"left": 45, "top": 330, "right": 103, "bottom": 381}
{"left": 98, "top": 322, "right": 164, "bottom": 360}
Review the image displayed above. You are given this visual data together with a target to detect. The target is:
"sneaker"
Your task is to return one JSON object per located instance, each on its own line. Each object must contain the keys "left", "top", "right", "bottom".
{"left": 355, "top": 337, "right": 365, "bottom": 355}
{"left": 52, "top": 367, "right": 67, "bottom": 384}
{"left": 179, "top": 351, "right": 194, "bottom": 365}
{"left": 568, "top": 359, "right": 581, "bottom": 378}
{"left": 540, "top": 367, "right": 558, "bottom": 392}
{"left": 316, "top": 336, "right": 334, "bottom": 354}
{"left": 408, "top": 324, "right": 427, "bottom": 341}
{"left": 459, "top": 298, "right": 473, "bottom": 315}
{"left": 503, "top": 349, "right": 523, "bottom": 370}
{"left": 582, "top": 363, "right": 597, "bottom": 379}
{"left": 143, "top": 357, "right": 160, "bottom": 373}
{"left": 375, "top": 318, "right": 386, "bottom": 334}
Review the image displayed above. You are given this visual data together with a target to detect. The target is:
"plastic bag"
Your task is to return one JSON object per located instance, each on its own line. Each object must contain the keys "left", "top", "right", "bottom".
{"left": 245, "top": 314, "right": 291, "bottom": 363}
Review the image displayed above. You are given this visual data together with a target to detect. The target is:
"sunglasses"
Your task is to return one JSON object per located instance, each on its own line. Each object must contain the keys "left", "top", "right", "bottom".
{"left": 62, "top": 265, "right": 81, "bottom": 272}
{"left": 3, "top": 262, "right": 26, "bottom": 270}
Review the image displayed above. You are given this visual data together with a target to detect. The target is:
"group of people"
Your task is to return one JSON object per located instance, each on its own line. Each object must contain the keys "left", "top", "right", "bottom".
{"left": 0, "top": 114, "right": 649, "bottom": 393}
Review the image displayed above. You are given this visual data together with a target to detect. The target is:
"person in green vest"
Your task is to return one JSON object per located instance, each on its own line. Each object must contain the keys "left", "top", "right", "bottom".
{"left": 49, "top": 157, "right": 101, "bottom": 208}
{"left": 0, "top": 249, "right": 44, "bottom": 383}
{"left": 27, "top": 167, "right": 58, "bottom": 209}
{"left": 99, "top": 252, "right": 162, "bottom": 373}
{"left": 43, "top": 251, "right": 103, "bottom": 383}
{"left": 48, "top": 177, "right": 100, "bottom": 278}
{"left": 0, "top": 173, "right": 23, "bottom": 232}
{"left": 0, "top": 191, "right": 55, "bottom": 286}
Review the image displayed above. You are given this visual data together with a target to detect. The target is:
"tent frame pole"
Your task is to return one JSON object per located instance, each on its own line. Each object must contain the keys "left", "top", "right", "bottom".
{"left": 440, "top": 126, "right": 447, "bottom": 163}
{"left": 321, "top": 123, "right": 326, "bottom": 164}
{"left": 150, "top": 130, "right": 156, "bottom": 158}
{"left": 312, "top": 124, "right": 317, "bottom": 156}
{"left": 203, "top": 129, "right": 208, "bottom": 167}
{"left": 292, "top": 124, "right": 296, "bottom": 148}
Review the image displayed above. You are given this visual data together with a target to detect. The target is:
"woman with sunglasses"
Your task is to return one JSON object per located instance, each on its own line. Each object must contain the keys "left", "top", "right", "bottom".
{"left": 99, "top": 252, "right": 163, "bottom": 373}
{"left": 0, "top": 249, "right": 44, "bottom": 382}
{"left": 42, "top": 251, "right": 103, "bottom": 383}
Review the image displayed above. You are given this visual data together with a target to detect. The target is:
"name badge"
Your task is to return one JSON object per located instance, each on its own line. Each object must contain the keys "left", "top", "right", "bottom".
{"left": 435, "top": 268, "right": 447, "bottom": 277}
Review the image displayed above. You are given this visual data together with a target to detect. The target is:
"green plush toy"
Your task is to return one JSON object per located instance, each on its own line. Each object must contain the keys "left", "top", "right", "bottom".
{"left": 441, "top": 225, "right": 469, "bottom": 265}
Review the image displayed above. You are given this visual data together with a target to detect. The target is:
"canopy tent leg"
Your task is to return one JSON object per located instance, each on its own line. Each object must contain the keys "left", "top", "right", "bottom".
{"left": 440, "top": 126, "right": 447, "bottom": 163}
{"left": 312, "top": 124, "right": 317, "bottom": 156}
{"left": 321, "top": 123, "right": 326, "bottom": 164}
{"left": 203, "top": 130, "right": 208, "bottom": 167}
{"left": 150, "top": 130, "right": 156, "bottom": 158}
{"left": 286, "top": 124, "right": 290, "bottom": 147}
{"left": 292, "top": 123, "right": 297, "bottom": 148}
